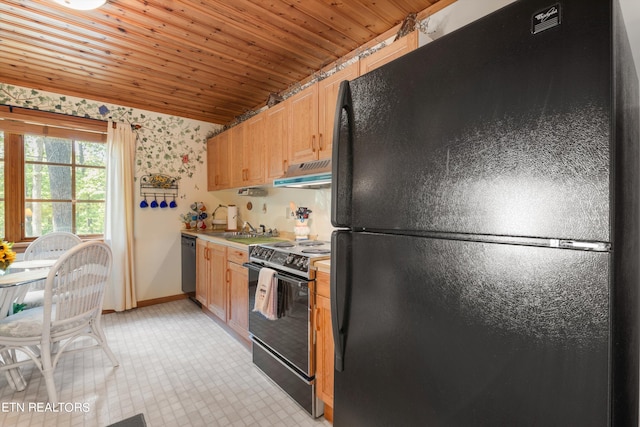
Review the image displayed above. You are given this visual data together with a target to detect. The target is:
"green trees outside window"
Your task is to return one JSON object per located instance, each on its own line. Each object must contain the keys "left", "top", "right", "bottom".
{"left": 23, "top": 135, "right": 106, "bottom": 237}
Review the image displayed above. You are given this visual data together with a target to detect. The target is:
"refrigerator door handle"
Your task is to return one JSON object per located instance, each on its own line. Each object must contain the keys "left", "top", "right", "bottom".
{"left": 331, "top": 80, "right": 354, "bottom": 228}
{"left": 331, "top": 231, "right": 352, "bottom": 372}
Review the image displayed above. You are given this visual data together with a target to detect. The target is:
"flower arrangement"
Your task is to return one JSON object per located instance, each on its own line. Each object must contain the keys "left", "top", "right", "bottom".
{"left": 0, "top": 240, "right": 16, "bottom": 271}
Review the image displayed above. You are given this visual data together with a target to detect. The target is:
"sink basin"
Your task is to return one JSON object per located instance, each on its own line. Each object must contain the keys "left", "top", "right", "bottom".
{"left": 199, "top": 230, "right": 252, "bottom": 238}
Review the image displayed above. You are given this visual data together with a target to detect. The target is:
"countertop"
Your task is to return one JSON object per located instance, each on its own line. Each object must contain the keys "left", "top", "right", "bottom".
{"left": 314, "top": 259, "right": 331, "bottom": 274}
{"left": 181, "top": 230, "right": 252, "bottom": 251}
{"left": 183, "top": 230, "right": 333, "bottom": 271}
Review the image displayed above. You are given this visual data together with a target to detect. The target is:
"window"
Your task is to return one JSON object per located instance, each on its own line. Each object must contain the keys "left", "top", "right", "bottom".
{"left": 0, "top": 107, "right": 107, "bottom": 244}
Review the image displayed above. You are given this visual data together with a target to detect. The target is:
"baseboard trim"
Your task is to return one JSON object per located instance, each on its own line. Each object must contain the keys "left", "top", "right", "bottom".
{"left": 102, "top": 293, "right": 189, "bottom": 314}
{"left": 137, "top": 293, "right": 188, "bottom": 307}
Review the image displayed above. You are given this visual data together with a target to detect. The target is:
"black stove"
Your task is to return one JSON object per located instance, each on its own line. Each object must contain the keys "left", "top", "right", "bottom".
{"left": 248, "top": 240, "right": 331, "bottom": 278}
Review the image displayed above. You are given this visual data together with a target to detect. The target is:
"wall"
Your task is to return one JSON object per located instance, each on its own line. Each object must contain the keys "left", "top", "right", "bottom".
{"left": 0, "top": 84, "right": 223, "bottom": 308}
{"left": 214, "top": 187, "right": 332, "bottom": 241}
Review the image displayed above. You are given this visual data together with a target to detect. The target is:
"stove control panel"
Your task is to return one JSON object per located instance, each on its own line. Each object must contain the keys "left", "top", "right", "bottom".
{"left": 250, "top": 246, "right": 275, "bottom": 261}
{"left": 249, "top": 246, "right": 310, "bottom": 273}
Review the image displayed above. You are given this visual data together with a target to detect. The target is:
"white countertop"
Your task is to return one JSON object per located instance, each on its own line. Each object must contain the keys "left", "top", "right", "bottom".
{"left": 181, "top": 230, "right": 250, "bottom": 251}
{"left": 314, "top": 259, "right": 331, "bottom": 273}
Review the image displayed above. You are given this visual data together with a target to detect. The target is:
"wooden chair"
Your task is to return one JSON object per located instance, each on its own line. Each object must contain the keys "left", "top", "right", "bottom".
{"left": 17, "top": 232, "right": 83, "bottom": 309}
{"left": 0, "top": 241, "right": 119, "bottom": 402}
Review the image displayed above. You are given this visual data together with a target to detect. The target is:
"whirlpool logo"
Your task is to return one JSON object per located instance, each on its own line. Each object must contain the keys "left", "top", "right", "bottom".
{"left": 532, "top": 4, "right": 561, "bottom": 34}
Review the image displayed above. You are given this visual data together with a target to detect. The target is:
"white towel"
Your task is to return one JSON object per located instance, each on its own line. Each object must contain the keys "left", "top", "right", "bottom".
{"left": 253, "top": 268, "right": 278, "bottom": 320}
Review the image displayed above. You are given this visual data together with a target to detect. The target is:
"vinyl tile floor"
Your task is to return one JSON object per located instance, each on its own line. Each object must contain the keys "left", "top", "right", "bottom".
{"left": 0, "top": 299, "right": 332, "bottom": 427}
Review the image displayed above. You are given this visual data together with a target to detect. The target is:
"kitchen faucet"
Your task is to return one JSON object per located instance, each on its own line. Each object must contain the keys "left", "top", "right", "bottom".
{"left": 242, "top": 221, "right": 257, "bottom": 233}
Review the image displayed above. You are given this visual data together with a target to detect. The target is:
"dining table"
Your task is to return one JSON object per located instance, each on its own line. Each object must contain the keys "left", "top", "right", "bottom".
{"left": 0, "top": 259, "right": 56, "bottom": 391}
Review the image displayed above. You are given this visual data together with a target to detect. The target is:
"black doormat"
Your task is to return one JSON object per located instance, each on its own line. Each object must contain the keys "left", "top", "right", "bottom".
{"left": 106, "top": 413, "right": 147, "bottom": 427}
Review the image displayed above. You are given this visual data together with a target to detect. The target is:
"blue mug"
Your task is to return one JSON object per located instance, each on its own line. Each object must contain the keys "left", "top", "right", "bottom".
{"left": 150, "top": 198, "right": 159, "bottom": 208}
{"left": 140, "top": 198, "right": 149, "bottom": 208}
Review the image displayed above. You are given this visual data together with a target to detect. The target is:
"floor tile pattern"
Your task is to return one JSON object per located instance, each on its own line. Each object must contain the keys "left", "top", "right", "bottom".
{"left": 0, "top": 299, "right": 331, "bottom": 427}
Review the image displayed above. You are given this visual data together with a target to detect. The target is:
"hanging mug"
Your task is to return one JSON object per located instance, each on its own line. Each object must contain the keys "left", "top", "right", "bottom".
{"left": 140, "top": 197, "right": 149, "bottom": 208}
{"left": 160, "top": 195, "right": 168, "bottom": 209}
{"left": 169, "top": 195, "right": 177, "bottom": 209}
{"left": 150, "top": 195, "right": 159, "bottom": 208}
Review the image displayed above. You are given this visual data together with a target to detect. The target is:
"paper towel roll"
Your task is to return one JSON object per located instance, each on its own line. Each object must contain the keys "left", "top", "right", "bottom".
{"left": 227, "top": 205, "right": 237, "bottom": 230}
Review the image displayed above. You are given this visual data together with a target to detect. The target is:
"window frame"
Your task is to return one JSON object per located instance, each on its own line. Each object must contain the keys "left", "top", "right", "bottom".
{"left": 0, "top": 107, "right": 108, "bottom": 249}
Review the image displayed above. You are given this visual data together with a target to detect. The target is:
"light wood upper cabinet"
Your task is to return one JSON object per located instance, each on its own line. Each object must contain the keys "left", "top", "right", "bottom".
{"left": 230, "top": 115, "right": 265, "bottom": 188}
{"left": 244, "top": 114, "right": 266, "bottom": 186}
{"left": 288, "top": 84, "right": 319, "bottom": 164}
{"left": 318, "top": 62, "right": 360, "bottom": 160}
{"left": 207, "top": 131, "right": 231, "bottom": 191}
{"left": 359, "top": 32, "right": 418, "bottom": 74}
{"left": 264, "top": 99, "right": 289, "bottom": 182}
{"left": 287, "top": 62, "right": 360, "bottom": 164}
{"left": 207, "top": 34, "right": 417, "bottom": 190}
{"left": 229, "top": 124, "right": 245, "bottom": 188}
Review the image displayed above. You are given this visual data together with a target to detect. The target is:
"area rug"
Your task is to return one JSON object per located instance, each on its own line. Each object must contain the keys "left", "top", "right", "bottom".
{"left": 106, "top": 413, "right": 147, "bottom": 427}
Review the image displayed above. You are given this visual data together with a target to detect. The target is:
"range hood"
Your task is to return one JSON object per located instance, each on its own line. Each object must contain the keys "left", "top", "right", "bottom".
{"left": 273, "top": 158, "right": 331, "bottom": 188}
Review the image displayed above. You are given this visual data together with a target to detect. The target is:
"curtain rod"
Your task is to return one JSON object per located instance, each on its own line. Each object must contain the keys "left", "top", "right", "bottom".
{"left": 111, "top": 122, "right": 141, "bottom": 130}
{"left": 1, "top": 105, "right": 142, "bottom": 131}
{"left": 4, "top": 104, "right": 108, "bottom": 124}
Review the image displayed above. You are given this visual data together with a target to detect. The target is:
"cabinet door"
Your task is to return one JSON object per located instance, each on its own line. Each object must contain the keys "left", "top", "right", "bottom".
{"left": 318, "top": 62, "right": 360, "bottom": 160}
{"left": 288, "top": 84, "right": 319, "bottom": 164}
{"left": 207, "top": 244, "right": 227, "bottom": 321}
{"left": 359, "top": 31, "right": 418, "bottom": 74}
{"left": 315, "top": 271, "right": 334, "bottom": 408}
{"left": 206, "top": 137, "right": 217, "bottom": 191}
{"left": 195, "top": 239, "right": 208, "bottom": 305}
{"left": 265, "top": 100, "right": 289, "bottom": 181}
{"left": 229, "top": 124, "right": 246, "bottom": 188}
{"left": 227, "top": 261, "right": 249, "bottom": 341}
{"left": 208, "top": 131, "right": 231, "bottom": 190}
{"left": 244, "top": 114, "right": 265, "bottom": 186}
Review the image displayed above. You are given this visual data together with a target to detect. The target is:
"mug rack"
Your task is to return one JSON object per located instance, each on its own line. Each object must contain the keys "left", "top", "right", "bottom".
{"left": 139, "top": 174, "right": 179, "bottom": 209}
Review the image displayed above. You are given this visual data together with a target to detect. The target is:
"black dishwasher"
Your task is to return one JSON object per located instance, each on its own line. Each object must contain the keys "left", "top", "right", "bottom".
{"left": 181, "top": 233, "right": 198, "bottom": 305}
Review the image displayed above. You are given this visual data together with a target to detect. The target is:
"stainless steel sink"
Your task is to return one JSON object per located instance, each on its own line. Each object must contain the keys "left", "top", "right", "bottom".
{"left": 199, "top": 230, "right": 254, "bottom": 238}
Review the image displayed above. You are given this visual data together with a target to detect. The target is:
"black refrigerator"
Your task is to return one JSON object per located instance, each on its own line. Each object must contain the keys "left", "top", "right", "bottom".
{"left": 330, "top": 0, "right": 639, "bottom": 426}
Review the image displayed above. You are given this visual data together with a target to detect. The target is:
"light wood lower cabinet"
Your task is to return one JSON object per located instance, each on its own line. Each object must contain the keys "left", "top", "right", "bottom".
{"left": 227, "top": 248, "right": 249, "bottom": 340}
{"left": 315, "top": 270, "right": 334, "bottom": 420}
{"left": 207, "top": 243, "right": 227, "bottom": 321}
{"left": 196, "top": 238, "right": 249, "bottom": 342}
{"left": 195, "top": 239, "right": 209, "bottom": 305}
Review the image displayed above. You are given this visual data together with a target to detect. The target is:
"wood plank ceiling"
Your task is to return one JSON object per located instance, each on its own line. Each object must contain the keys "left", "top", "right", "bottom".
{"left": 0, "top": 0, "right": 451, "bottom": 125}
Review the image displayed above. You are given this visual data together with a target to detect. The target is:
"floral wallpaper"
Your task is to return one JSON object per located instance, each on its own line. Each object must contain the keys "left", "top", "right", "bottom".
{"left": 0, "top": 83, "right": 221, "bottom": 180}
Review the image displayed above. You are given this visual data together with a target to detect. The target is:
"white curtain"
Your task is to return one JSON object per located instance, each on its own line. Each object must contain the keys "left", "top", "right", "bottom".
{"left": 105, "top": 121, "right": 137, "bottom": 311}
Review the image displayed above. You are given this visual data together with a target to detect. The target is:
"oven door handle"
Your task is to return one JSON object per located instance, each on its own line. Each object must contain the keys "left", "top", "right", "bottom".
{"left": 243, "top": 263, "right": 310, "bottom": 287}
